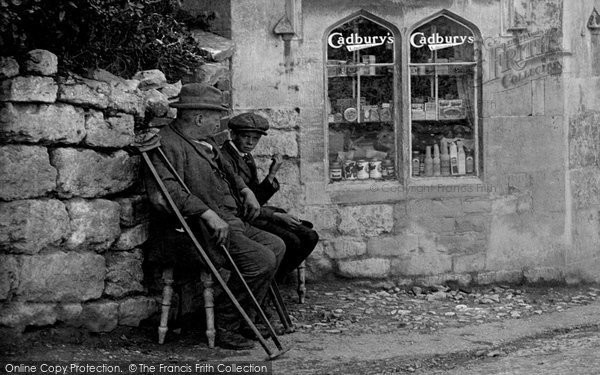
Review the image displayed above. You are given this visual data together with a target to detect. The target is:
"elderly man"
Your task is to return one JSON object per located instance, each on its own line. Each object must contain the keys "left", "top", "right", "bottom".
{"left": 145, "top": 84, "right": 285, "bottom": 350}
{"left": 221, "top": 113, "right": 319, "bottom": 284}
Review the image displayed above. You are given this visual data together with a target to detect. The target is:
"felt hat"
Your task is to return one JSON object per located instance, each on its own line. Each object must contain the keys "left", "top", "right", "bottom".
{"left": 227, "top": 113, "right": 269, "bottom": 135}
{"left": 170, "top": 83, "right": 229, "bottom": 110}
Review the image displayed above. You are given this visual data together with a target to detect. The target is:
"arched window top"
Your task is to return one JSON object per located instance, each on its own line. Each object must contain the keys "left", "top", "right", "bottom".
{"left": 327, "top": 14, "right": 396, "bottom": 64}
{"left": 410, "top": 15, "right": 477, "bottom": 63}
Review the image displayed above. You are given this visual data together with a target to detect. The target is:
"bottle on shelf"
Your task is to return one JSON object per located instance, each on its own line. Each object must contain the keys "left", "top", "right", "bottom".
{"left": 330, "top": 160, "right": 342, "bottom": 181}
{"left": 449, "top": 141, "right": 459, "bottom": 175}
{"left": 412, "top": 151, "right": 420, "bottom": 177}
{"left": 424, "top": 146, "right": 433, "bottom": 177}
{"left": 457, "top": 140, "right": 466, "bottom": 175}
{"left": 440, "top": 140, "right": 450, "bottom": 176}
{"left": 466, "top": 150, "right": 474, "bottom": 175}
{"left": 433, "top": 144, "right": 441, "bottom": 177}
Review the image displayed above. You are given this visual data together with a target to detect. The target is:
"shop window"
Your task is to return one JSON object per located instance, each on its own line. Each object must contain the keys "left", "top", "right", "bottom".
{"left": 325, "top": 13, "right": 398, "bottom": 183}
{"left": 409, "top": 15, "right": 480, "bottom": 178}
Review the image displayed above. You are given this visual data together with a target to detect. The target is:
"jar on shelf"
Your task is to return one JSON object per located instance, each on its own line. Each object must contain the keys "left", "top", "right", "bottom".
{"left": 356, "top": 160, "right": 370, "bottom": 180}
{"left": 330, "top": 161, "right": 342, "bottom": 181}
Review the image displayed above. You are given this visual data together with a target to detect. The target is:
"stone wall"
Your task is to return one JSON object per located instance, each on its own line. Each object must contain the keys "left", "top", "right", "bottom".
{"left": 0, "top": 50, "right": 180, "bottom": 336}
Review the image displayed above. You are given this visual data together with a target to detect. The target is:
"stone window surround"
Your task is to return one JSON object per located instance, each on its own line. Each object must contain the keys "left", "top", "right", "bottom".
{"left": 321, "top": 10, "right": 484, "bottom": 205}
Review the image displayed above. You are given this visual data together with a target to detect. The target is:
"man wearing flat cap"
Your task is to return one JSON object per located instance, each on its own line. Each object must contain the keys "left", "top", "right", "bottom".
{"left": 145, "top": 84, "right": 285, "bottom": 350}
{"left": 221, "top": 112, "right": 319, "bottom": 285}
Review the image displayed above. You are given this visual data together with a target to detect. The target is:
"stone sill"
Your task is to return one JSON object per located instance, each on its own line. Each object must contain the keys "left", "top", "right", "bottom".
{"left": 327, "top": 176, "right": 491, "bottom": 204}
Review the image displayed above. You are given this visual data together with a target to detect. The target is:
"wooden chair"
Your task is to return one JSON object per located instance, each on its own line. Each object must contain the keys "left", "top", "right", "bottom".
{"left": 158, "top": 267, "right": 216, "bottom": 347}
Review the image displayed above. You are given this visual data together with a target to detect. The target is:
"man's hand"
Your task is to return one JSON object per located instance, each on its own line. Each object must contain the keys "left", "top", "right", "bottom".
{"left": 267, "top": 154, "right": 283, "bottom": 182}
{"left": 240, "top": 188, "right": 260, "bottom": 221}
{"left": 200, "top": 210, "right": 229, "bottom": 246}
{"left": 273, "top": 212, "right": 302, "bottom": 229}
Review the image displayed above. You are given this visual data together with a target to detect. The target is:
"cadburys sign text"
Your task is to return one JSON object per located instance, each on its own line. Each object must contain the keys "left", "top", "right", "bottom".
{"left": 328, "top": 32, "right": 394, "bottom": 51}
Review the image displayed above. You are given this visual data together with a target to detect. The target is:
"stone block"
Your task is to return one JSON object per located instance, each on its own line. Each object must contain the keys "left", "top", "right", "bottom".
{"left": 437, "top": 233, "right": 487, "bottom": 255}
{"left": 24, "top": 49, "right": 57, "bottom": 75}
{"left": 194, "top": 62, "right": 229, "bottom": 86}
{"left": 56, "top": 303, "right": 83, "bottom": 323}
{"left": 0, "top": 255, "right": 18, "bottom": 300}
{"left": 0, "top": 145, "right": 57, "bottom": 200}
{"left": 304, "top": 242, "right": 334, "bottom": 281}
{"left": 0, "top": 200, "right": 70, "bottom": 254}
{"left": 0, "top": 76, "right": 57, "bottom": 102}
{"left": 338, "top": 205, "right": 394, "bottom": 237}
{"left": 299, "top": 206, "right": 339, "bottom": 233}
{"left": 160, "top": 80, "right": 182, "bottom": 99}
{"left": 65, "top": 198, "right": 121, "bottom": 251}
{"left": 462, "top": 199, "right": 492, "bottom": 213}
{"left": 253, "top": 130, "right": 298, "bottom": 157}
{"left": 0, "top": 103, "right": 85, "bottom": 144}
{"left": 107, "top": 83, "right": 145, "bottom": 116}
{"left": 265, "top": 184, "right": 304, "bottom": 210}
{"left": 0, "top": 56, "right": 19, "bottom": 79}
{"left": 143, "top": 89, "right": 169, "bottom": 117}
{"left": 50, "top": 148, "right": 139, "bottom": 198}
{"left": 80, "top": 301, "right": 119, "bottom": 332}
{"left": 115, "top": 195, "right": 150, "bottom": 227}
{"left": 57, "top": 75, "right": 110, "bottom": 109}
{"left": 118, "top": 297, "right": 157, "bottom": 326}
{"left": 133, "top": 70, "right": 167, "bottom": 90}
{"left": 367, "top": 235, "right": 419, "bottom": 257}
{"left": 392, "top": 203, "right": 409, "bottom": 233}
{"left": 475, "top": 270, "right": 524, "bottom": 285}
{"left": 112, "top": 223, "right": 149, "bottom": 251}
{"left": 408, "top": 216, "right": 456, "bottom": 235}
{"left": 147, "top": 117, "right": 173, "bottom": 128}
{"left": 407, "top": 199, "right": 463, "bottom": 218}
{"left": 84, "top": 111, "right": 134, "bottom": 148}
{"left": 326, "top": 238, "right": 367, "bottom": 259}
{"left": 455, "top": 214, "right": 489, "bottom": 233}
{"left": 337, "top": 258, "right": 391, "bottom": 279}
{"left": 0, "top": 302, "right": 56, "bottom": 328}
{"left": 391, "top": 249, "right": 452, "bottom": 276}
{"left": 104, "top": 249, "right": 144, "bottom": 298}
{"left": 17, "top": 251, "right": 105, "bottom": 302}
{"left": 88, "top": 68, "right": 138, "bottom": 90}
{"left": 523, "top": 267, "right": 564, "bottom": 283}
{"left": 452, "top": 253, "right": 486, "bottom": 273}
{"left": 191, "top": 30, "right": 236, "bottom": 62}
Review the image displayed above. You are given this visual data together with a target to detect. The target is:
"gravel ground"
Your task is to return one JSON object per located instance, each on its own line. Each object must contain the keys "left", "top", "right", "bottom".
{"left": 2, "top": 279, "right": 599, "bottom": 374}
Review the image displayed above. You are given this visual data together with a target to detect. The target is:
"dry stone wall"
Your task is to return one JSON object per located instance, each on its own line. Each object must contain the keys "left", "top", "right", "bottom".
{"left": 0, "top": 50, "right": 184, "bottom": 336}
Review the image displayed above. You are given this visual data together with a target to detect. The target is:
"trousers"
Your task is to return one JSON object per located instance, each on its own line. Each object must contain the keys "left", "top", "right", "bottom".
{"left": 252, "top": 219, "right": 319, "bottom": 282}
{"left": 216, "top": 218, "right": 285, "bottom": 330}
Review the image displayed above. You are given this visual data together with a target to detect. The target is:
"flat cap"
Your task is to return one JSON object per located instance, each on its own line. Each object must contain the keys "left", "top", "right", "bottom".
{"left": 227, "top": 113, "right": 269, "bottom": 135}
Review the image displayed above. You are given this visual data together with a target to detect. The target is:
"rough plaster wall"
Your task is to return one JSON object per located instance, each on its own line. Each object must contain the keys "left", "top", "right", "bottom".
{"left": 562, "top": 0, "right": 600, "bottom": 282}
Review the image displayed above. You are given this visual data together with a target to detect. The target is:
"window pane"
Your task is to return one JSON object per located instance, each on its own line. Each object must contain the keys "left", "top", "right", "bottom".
{"left": 327, "top": 16, "right": 397, "bottom": 182}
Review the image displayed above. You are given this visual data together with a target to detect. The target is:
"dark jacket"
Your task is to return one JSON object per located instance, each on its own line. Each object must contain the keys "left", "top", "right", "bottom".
{"left": 143, "top": 122, "right": 250, "bottom": 269}
{"left": 221, "top": 140, "right": 282, "bottom": 219}
{"left": 146, "top": 123, "right": 248, "bottom": 222}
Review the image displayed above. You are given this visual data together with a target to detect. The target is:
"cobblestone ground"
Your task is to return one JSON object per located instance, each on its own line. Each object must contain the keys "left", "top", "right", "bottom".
{"left": 2, "top": 280, "right": 600, "bottom": 374}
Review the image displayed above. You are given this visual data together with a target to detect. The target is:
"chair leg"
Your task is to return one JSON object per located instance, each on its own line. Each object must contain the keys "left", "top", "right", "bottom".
{"left": 158, "top": 268, "right": 174, "bottom": 344}
{"left": 297, "top": 261, "right": 306, "bottom": 304}
{"left": 201, "top": 270, "right": 216, "bottom": 348}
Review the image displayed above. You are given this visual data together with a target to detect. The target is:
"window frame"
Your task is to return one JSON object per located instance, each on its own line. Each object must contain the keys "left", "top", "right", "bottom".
{"left": 406, "top": 11, "right": 484, "bottom": 182}
{"left": 322, "top": 10, "right": 403, "bottom": 186}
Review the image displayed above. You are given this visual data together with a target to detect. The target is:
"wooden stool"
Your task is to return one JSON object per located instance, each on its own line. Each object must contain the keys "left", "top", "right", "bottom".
{"left": 158, "top": 268, "right": 216, "bottom": 348}
{"left": 297, "top": 261, "right": 306, "bottom": 304}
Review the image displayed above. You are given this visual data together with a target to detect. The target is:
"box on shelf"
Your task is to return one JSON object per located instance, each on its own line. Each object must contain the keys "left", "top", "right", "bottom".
{"left": 439, "top": 99, "right": 466, "bottom": 120}
{"left": 425, "top": 102, "right": 437, "bottom": 120}
{"left": 411, "top": 103, "right": 425, "bottom": 120}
